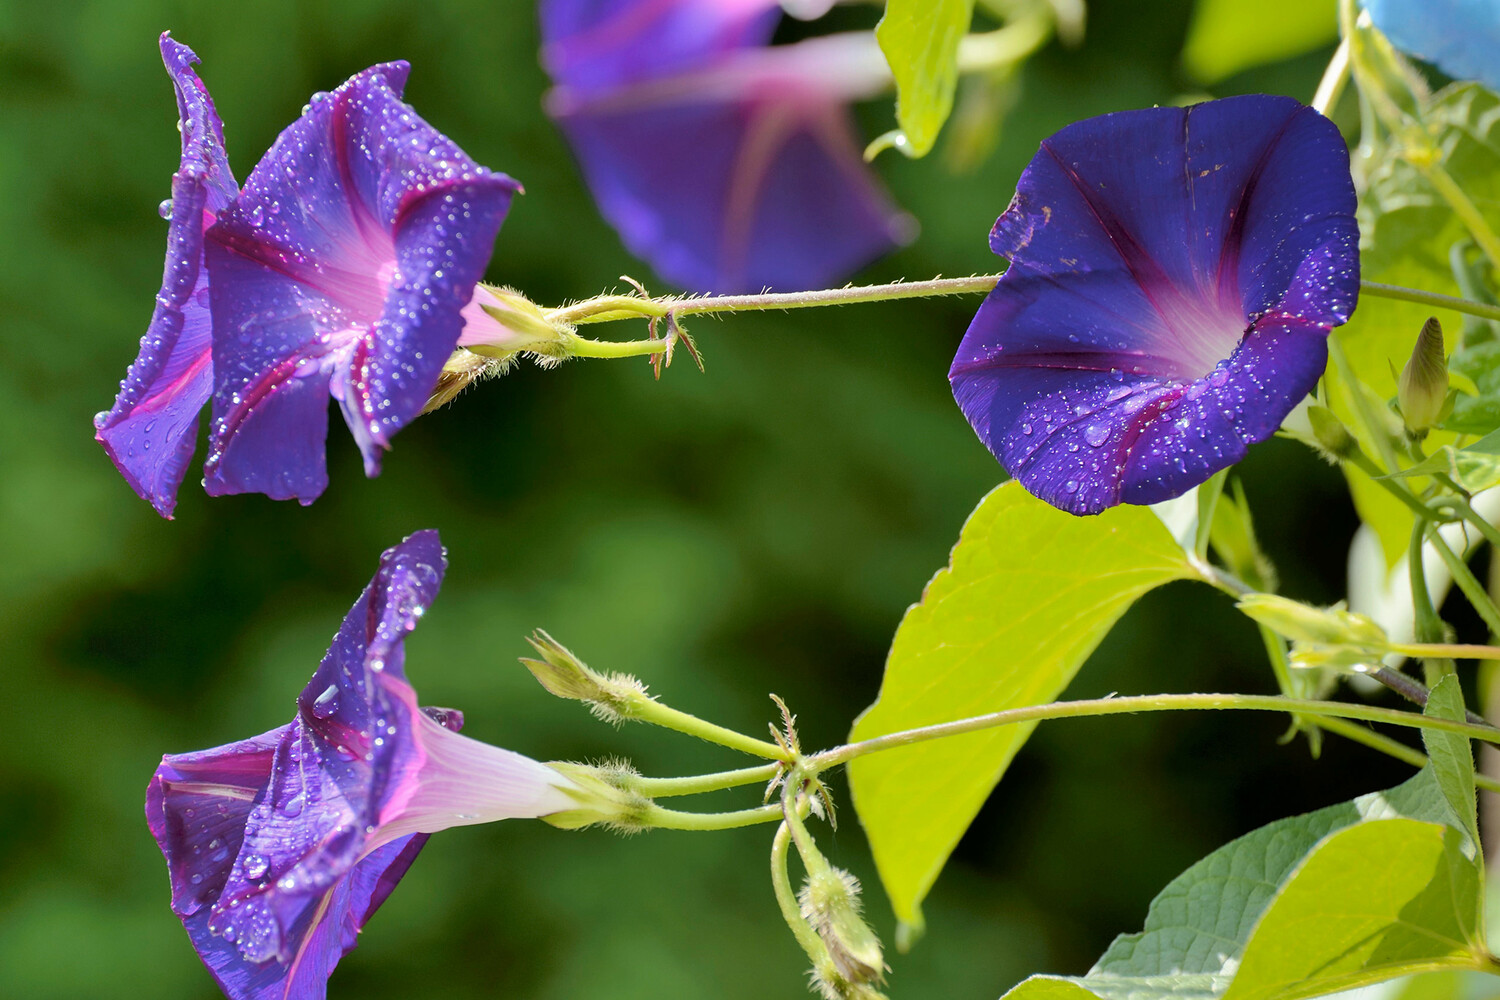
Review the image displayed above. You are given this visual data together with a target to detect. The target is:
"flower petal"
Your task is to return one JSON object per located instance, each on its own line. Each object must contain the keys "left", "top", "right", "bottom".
{"left": 544, "top": 2, "right": 908, "bottom": 293}
{"left": 94, "top": 34, "right": 236, "bottom": 517}
{"left": 204, "top": 64, "right": 520, "bottom": 501}
{"left": 952, "top": 96, "right": 1357, "bottom": 514}
{"left": 540, "top": 0, "right": 781, "bottom": 92}
{"left": 147, "top": 726, "right": 288, "bottom": 917}
{"left": 1363, "top": 0, "right": 1500, "bottom": 93}
{"left": 556, "top": 95, "right": 906, "bottom": 292}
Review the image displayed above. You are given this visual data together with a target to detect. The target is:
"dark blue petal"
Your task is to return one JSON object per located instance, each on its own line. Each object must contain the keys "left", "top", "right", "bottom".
{"left": 952, "top": 96, "right": 1358, "bottom": 514}
{"left": 204, "top": 63, "right": 519, "bottom": 502}
{"left": 1363, "top": 0, "right": 1500, "bottom": 92}
{"left": 95, "top": 34, "right": 236, "bottom": 517}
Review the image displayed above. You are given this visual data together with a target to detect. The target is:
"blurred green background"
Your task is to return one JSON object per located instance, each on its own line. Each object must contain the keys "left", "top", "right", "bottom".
{"left": 0, "top": 1, "right": 1417, "bottom": 997}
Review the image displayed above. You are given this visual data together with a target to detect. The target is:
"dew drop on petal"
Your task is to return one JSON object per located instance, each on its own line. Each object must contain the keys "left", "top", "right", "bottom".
{"left": 311, "top": 683, "right": 339, "bottom": 719}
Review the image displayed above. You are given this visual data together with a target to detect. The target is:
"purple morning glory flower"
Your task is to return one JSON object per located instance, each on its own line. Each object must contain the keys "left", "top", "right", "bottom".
{"left": 94, "top": 33, "right": 238, "bottom": 518}
{"left": 541, "top": 0, "right": 910, "bottom": 293}
{"left": 950, "top": 95, "right": 1359, "bottom": 515}
{"left": 146, "top": 530, "right": 578, "bottom": 1000}
{"left": 98, "top": 38, "right": 522, "bottom": 514}
{"left": 1363, "top": 0, "right": 1500, "bottom": 93}
{"left": 202, "top": 64, "right": 521, "bottom": 503}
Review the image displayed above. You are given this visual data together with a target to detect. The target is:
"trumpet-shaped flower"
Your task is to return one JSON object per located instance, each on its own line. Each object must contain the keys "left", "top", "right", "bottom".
{"left": 541, "top": 0, "right": 910, "bottom": 293}
{"left": 950, "top": 95, "right": 1359, "bottom": 515}
{"left": 1362, "top": 0, "right": 1500, "bottom": 93}
{"left": 146, "top": 531, "right": 578, "bottom": 1000}
{"left": 93, "top": 34, "right": 237, "bottom": 517}
{"left": 98, "top": 38, "right": 522, "bottom": 514}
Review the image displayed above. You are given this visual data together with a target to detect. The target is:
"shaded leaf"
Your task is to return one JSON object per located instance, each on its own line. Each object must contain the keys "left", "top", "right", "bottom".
{"left": 1223, "top": 820, "right": 1480, "bottom": 1000}
{"left": 999, "top": 771, "right": 1487, "bottom": 1000}
{"left": 847, "top": 482, "right": 1197, "bottom": 936}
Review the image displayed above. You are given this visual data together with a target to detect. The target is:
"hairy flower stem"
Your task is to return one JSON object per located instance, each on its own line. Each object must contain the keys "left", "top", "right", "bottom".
{"left": 641, "top": 801, "right": 785, "bottom": 831}
{"left": 627, "top": 762, "right": 783, "bottom": 798}
{"left": 803, "top": 693, "right": 1500, "bottom": 772}
{"left": 620, "top": 696, "right": 790, "bottom": 760}
{"left": 770, "top": 820, "right": 840, "bottom": 979}
{"left": 546, "top": 277, "right": 1500, "bottom": 331}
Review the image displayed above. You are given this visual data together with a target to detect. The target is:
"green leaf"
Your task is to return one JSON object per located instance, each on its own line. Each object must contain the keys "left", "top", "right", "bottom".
{"left": 999, "top": 771, "right": 1489, "bottom": 1000}
{"left": 1224, "top": 820, "right": 1480, "bottom": 1000}
{"left": 1328, "top": 82, "right": 1500, "bottom": 566}
{"left": 1180, "top": 0, "right": 1337, "bottom": 83}
{"left": 875, "top": 0, "right": 974, "bottom": 158}
{"left": 1384, "top": 428, "right": 1500, "bottom": 494}
{"left": 847, "top": 482, "right": 1197, "bottom": 936}
{"left": 1422, "top": 674, "right": 1480, "bottom": 850}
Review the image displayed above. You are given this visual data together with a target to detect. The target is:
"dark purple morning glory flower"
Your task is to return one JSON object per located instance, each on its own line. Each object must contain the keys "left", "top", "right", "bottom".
{"left": 98, "top": 38, "right": 523, "bottom": 514}
{"left": 541, "top": 0, "right": 911, "bottom": 293}
{"left": 94, "top": 34, "right": 238, "bottom": 518}
{"left": 146, "top": 531, "right": 578, "bottom": 1000}
{"left": 950, "top": 95, "right": 1359, "bottom": 515}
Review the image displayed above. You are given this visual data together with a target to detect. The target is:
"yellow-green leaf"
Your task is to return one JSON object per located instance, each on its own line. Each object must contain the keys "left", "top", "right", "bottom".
{"left": 1224, "top": 819, "right": 1481, "bottom": 1000}
{"left": 1181, "top": 0, "right": 1337, "bottom": 83}
{"left": 875, "top": 0, "right": 974, "bottom": 158}
{"left": 847, "top": 482, "right": 1196, "bottom": 936}
{"left": 995, "top": 771, "right": 1487, "bottom": 1000}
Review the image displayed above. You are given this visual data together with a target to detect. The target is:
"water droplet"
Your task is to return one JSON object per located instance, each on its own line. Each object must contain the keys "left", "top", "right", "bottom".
{"left": 311, "top": 683, "right": 339, "bottom": 719}
{"left": 158, "top": 199, "right": 173, "bottom": 219}
{"left": 243, "top": 855, "right": 268, "bottom": 879}
{"left": 1083, "top": 424, "right": 1110, "bottom": 447}
{"left": 281, "top": 793, "right": 305, "bottom": 818}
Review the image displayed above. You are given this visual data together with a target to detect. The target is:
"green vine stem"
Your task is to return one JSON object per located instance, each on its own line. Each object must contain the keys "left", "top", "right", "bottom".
{"left": 620, "top": 696, "right": 791, "bottom": 760}
{"left": 545, "top": 278, "right": 1500, "bottom": 329}
{"left": 804, "top": 693, "right": 1500, "bottom": 772}
{"left": 640, "top": 801, "right": 785, "bottom": 831}
{"left": 626, "top": 762, "right": 783, "bottom": 798}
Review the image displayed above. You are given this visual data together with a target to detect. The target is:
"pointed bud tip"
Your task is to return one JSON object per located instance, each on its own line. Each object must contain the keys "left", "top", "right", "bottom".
{"left": 1398, "top": 317, "right": 1449, "bottom": 435}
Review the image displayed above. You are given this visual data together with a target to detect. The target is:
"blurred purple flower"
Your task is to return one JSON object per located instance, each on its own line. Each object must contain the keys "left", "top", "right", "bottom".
{"left": 94, "top": 33, "right": 238, "bottom": 518}
{"left": 541, "top": 0, "right": 911, "bottom": 293}
{"left": 146, "top": 530, "right": 578, "bottom": 1000}
{"left": 98, "top": 38, "right": 522, "bottom": 514}
{"left": 950, "top": 95, "right": 1359, "bottom": 515}
{"left": 1362, "top": 0, "right": 1500, "bottom": 93}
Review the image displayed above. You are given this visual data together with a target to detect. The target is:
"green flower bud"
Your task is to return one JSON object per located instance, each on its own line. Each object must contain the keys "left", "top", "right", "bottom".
{"left": 539, "top": 761, "right": 653, "bottom": 832}
{"left": 800, "top": 866, "right": 887, "bottom": 993}
{"left": 520, "top": 630, "right": 647, "bottom": 724}
{"left": 1398, "top": 317, "right": 1449, "bottom": 436}
{"left": 1237, "top": 594, "right": 1388, "bottom": 648}
{"left": 1306, "top": 405, "right": 1357, "bottom": 461}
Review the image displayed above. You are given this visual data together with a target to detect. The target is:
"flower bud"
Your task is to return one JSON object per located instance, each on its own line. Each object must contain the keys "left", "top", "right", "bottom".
{"left": 1237, "top": 594, "right": 1388, "bottom": 648}
{"left": 1398, "top": 317, "right": 1449, "bottom": 436}
{"left": 520, "top": 630, "right": 647, "bottom": 723}
{"left": 1306, "top": 404, "right": 1357, "bottom": 461}
{"left": 800, "top": 866, "right": 887, "bottom": 993}
{"left": 537, "top": 761, "right": 653, "bottom": 832}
